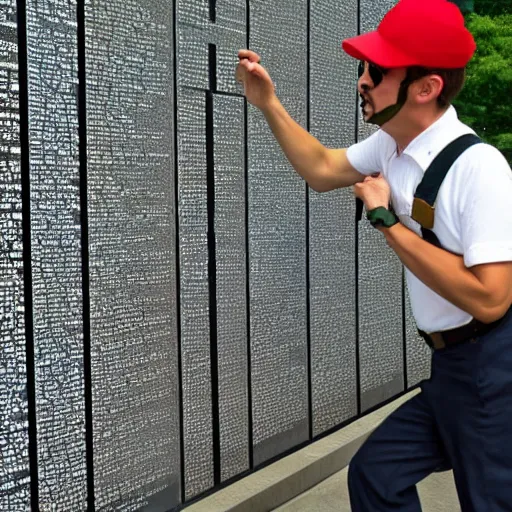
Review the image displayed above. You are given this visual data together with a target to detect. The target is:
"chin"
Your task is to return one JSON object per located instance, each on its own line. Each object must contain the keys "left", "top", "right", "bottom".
{"left": 362, "top": 109, "right": 373, "bottom": 122}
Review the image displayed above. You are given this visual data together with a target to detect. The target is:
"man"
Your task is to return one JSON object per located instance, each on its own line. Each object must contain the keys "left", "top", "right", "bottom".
{"left": 235, "top": 0, "right": 512, "bottom": 510}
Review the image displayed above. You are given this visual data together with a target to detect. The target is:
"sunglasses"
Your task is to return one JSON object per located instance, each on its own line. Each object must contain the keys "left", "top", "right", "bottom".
{"left": 358, "top": 61, "right": 389, "bottom": 87}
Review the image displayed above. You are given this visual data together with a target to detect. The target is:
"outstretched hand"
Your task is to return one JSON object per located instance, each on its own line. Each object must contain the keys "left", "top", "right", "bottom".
{"left": 353, "top": 173, "right": 391, "bottom": 211}
{"left": 236, "top": 50, "right": 276, "bottom": 109}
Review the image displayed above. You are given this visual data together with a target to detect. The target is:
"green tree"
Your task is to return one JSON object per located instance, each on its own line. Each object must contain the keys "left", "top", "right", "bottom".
{"left": 449, "top": 0, "right": 511, "bottom": 16}
{"left": 450, "top": 0, "right": 475, "bottom": 14}
{"left": 474, "top": 0, "right": 512, "bottom": 16}
{"left": 453, "top": 13, "right": 512, "bottom": 163}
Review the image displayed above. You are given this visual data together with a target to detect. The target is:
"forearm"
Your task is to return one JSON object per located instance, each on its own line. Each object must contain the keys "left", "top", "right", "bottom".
{"left": 261, "top": 96, "right": 331, "bottom": 190}
{"left": 382, "top": 223, "right": 502, "bottom": 323}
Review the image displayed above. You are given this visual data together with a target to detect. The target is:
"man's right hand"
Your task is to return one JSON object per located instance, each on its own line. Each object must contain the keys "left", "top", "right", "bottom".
{"left": 235, "top": 49, "right": 364, "bottom": 192}
{"left": 236, "top": 50, "right": 276, "bottom": 110}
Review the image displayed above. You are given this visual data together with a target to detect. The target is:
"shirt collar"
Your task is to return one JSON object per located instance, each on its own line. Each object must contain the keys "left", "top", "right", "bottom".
{"left": 401, "top": 106, "right": 473, "bottom": 172}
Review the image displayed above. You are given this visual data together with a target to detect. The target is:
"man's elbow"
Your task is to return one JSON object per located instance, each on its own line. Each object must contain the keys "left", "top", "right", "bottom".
{"left": 469, "top": 262, "right": 512, "bottom": 324}
{"left": 307, "top": 166, "right": 344, "bottom": 193}
{"left": 473, "top": 300, "right": 511, "bottom": 324}
{"left": 306, "top": 170, "right": 336, "bottom": 193}
{"left": 308, "top": 181, "right": 334, "bottom": 193}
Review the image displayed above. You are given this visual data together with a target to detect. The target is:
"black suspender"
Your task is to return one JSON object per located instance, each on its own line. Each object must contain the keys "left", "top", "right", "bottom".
{"left": 411, "top": 134, "right": 482, "bottom": 248}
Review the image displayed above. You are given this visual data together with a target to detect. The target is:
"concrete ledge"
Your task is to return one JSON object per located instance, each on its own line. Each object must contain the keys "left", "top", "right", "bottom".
{"left": 185, "top": 389, "right": 419, "bottom": 512}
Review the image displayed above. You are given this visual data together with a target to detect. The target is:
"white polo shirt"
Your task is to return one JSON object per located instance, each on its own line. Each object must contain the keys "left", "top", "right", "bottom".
{"left": 347, "top": 106, "right": 512, "bottom": 333}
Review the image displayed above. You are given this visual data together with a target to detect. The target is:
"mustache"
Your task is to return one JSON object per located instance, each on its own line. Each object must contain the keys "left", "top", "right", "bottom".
{"left": 359, "top": 93, "right": 372, "bottom": 107}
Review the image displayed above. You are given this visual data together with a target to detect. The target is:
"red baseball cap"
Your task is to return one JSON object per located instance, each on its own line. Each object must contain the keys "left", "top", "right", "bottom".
{"left": 342, "top": 0, "right": 476, "bottom": 69}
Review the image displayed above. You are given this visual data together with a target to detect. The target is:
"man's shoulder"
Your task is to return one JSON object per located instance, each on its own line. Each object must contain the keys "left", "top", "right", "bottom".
{"left": 346, "top": 129, "right": 396, "bottom": 175}
{"left": 439, "top": 109, "right": 509, "bottom": 172}
{"left": 445, "top": 142, "right": 512, "bottom": 200}
{"left": 447, "top": 110, "right": 507, "bottom": 167}
{"left": 352, "top": 128, "right": 397, "bottom": 159}
{"left": 457, "top": 142, "right": 511, "bottom": 173}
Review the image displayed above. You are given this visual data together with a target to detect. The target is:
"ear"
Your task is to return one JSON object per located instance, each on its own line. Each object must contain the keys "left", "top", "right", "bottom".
{"left": 414, "top": 75, "right": 444, "bottom": 105}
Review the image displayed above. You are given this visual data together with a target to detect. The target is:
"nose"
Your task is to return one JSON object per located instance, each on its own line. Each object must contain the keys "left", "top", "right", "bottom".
{"left": 358, "top": 81, "right": 371, "bottom": 96}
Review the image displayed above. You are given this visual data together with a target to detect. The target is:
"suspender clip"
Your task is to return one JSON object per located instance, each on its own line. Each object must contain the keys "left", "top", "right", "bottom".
{"left": 412, "top": 198, "right": 435, "bottom": 229}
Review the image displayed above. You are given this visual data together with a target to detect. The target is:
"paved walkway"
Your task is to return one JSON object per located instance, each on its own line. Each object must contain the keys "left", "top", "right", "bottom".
{"left": 274, "top": 467, "right": 460, "bottom": 512}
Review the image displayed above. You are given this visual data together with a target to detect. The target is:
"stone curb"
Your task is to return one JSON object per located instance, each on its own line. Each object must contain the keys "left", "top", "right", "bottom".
{"left": 184, "top": 389, "right": 419, "bottom": 512}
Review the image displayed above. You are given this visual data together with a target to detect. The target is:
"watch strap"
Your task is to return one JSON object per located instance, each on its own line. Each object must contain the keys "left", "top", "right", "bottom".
{"left": 366, "top": 207, "right": 399, "bottom": 228}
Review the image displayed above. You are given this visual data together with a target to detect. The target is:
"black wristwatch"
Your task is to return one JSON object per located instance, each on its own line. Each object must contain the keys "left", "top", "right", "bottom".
{"left": 366, "top": 207, "right": 399, "bottom": 229}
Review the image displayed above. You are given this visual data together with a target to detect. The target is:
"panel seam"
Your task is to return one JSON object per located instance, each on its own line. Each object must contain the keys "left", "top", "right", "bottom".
{"left": 16, "top": 0, "right": 39, "bottom": 508}
{"left": 172, "top": 0, "right": 186, "bottom": 502}
{"left": 76, "top": 0, "right": 95, "bottom": 509}
{"left": 245, "top": 0, "right": 254, "bottom": 472}
{"left": 354, "top": 0, "right": 362, "bottom": 417}
{"left": 206, "top": 47, "right": 221, "bottom": 484}
{"left": 305, "top": 0, "right": 313, "bottom": 442}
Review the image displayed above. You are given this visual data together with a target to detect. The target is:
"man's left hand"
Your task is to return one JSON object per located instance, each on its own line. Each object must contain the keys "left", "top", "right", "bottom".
{"left": 353, "top": 173, "right": 391, "bottom": 211}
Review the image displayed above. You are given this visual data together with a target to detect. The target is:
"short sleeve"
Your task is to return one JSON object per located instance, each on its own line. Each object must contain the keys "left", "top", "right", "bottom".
{"left": 346, "top": 129, "right": 394, "bottom": 176}
{"left": 457, "top": 144, "right": 512, "bottom": 267}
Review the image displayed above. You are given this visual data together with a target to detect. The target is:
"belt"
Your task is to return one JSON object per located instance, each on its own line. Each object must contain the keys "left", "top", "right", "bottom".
{"left": 418, "top": 306, "right": 512, "bottom": 351}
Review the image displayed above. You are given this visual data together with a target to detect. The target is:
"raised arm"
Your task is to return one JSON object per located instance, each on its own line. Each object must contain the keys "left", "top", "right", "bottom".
{"left": 236, "top": 50, "right": 365, "bottom": 192}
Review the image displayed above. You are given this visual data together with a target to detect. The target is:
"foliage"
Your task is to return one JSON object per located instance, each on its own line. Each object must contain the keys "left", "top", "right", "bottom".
{"left": 450, "top": 0, "right": 512, "bottom": 15}
{"left": 450, "top": 0, "right": 475, "bottom": 14}
{"left": 474, "top": 0, "right": 512, "bottom": 16}
{"left": 452, "top": 12, "right": 512, "bottom": 163}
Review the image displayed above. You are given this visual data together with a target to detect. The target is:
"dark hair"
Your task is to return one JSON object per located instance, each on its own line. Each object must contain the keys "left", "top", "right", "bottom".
{"left": 405, "top": 67, "right": 466, "bottom": 109}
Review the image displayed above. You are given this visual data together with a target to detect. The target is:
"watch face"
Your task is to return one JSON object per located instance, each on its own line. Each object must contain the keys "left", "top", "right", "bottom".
{"left": 367, "top": 207, "right": 398, "bottom": 228}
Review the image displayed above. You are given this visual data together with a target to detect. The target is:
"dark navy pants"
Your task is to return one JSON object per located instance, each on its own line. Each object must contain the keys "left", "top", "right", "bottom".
{"left": 348, "top": 308, "right": 512, "bottom": 511}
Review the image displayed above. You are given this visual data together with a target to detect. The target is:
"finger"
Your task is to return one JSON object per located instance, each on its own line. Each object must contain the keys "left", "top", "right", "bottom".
{"left": 237, "top": 59, "right": 255, "bottom": 74}
{"left": 245, "top": 62, "right": 272, "bottom": 82}
{"left": 238, "top": 49, "right": 261, "bottom": 63}
{"left": 235, "top": 60, "right": 257, "bottom": 81}
{"left": 235, "top": 63, "right": 247, "bottom": 83}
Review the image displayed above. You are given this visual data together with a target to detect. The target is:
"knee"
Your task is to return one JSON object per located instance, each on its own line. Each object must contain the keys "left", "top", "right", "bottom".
{"left": 348, "top": 447, "right": 389, "bottom": 508}
{"left": 348, "top": 449, "right": 368, "bottom": 490}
